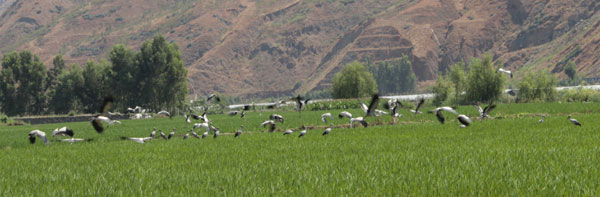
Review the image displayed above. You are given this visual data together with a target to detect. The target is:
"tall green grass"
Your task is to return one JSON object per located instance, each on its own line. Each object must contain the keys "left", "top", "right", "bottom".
{"left": 1, "top": 102, "right": 600, "bottom": 195}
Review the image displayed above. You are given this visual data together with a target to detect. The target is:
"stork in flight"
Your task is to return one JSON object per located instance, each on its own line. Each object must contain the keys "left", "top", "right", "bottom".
{"left": 338, "top": 111, "right": 353, "bottom": 119}
{"left": 411, "top": 98, "right": 425, "bottom": 115}
{"left": 207, "top": 93, "right": 220, "bottom": 102}
{"left": 474, "top": 102, "right": 496, "bottom": 119}
{"left": 497, "top": 68, "right": 513, "bottom": 78}
{"left": 321, "top": 113, "right": 333, "bottom": 123}
{"left": 90, "top": 96, "right": 114, "bottom": 133}
{"left": 269, "top": 114, "right": 285, "bottom": 123}
{"left": 122, "top": 137, "right": 153, "bottom": 144}
{"left": 60, "top": 138, "right": 92, "bottom": 143}
{"left": 157, "top": 110, "right": 171, "bottom": 118}
{"left": 429, "top": 107, "right": 458, "bottom": 124}
{"left": 261, "top": 120, "right": 276, "bottom": 132}
{"left": 457, "top": 114, "right": 473, "bottom": 127}
{"left": 291, "top": 95, "right": 310, "bottom": 119}
{"left": 28, "top": 130, "right": 49, "bottom": 145}
{"left": 365, "top": 94, "right": 380, "bottom": 117}
{"left": 52, "top": 126, "right": 74, "bottom": 138}
{"left": 350, "top": 117, "right": 368, "bottom": 128}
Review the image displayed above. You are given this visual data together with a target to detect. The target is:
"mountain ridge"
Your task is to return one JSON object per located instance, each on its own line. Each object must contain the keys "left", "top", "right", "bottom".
{"left": 0, "top": 0, "right": 599, "bottom": 98}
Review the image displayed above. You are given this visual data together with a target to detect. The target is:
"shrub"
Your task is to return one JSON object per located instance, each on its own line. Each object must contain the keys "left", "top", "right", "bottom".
{"left": 516, "top": 71, "right": 557, "bottom": 102}
{"left": 464, "top": 54, "right": 505, "bottom": 103}
{"left": 431, "top": 75, "right": 454, "bottom": 106}
{"left": 331, "top": 61, "right": 377, "bottom": 99}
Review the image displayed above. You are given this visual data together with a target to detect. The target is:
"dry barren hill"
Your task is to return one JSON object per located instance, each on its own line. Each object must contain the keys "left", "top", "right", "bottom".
{"left": 0, "top": 0, "right": 599, "bottom": 98}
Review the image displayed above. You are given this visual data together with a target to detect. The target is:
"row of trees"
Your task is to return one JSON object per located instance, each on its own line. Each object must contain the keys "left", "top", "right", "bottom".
{"left": 331, "top": 56, "right": 417, "bottom": 99}
{"left": 0, "top": 35, "right": 188, "bottom": 116}
{"left": 432, "top": 54, "right": 558, "bottom": 106}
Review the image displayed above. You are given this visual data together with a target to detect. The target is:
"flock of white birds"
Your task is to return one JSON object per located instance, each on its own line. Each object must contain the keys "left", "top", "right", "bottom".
{"left": 27, "top": 72, "right": 585, "bottom": 145}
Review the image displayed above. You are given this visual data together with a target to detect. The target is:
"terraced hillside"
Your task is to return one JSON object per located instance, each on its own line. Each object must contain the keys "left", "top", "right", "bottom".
{"left": 0, "top": 0, "right": 599, "bottom": 97}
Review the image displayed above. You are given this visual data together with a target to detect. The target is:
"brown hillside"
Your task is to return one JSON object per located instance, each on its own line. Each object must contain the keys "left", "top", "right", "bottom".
{"left": 0, "top": 0, "right": 599, "bottom": 98}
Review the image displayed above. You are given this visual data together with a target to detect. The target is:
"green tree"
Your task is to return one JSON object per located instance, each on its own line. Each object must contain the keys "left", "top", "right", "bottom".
{"left": 0, "top": 51, "right": 47, "bottom": 116}
{"left": 331, "top": 61, "right": 377, "bottom": 98}
{"left": 564, "top": 60, "right": 576, "bottom": 80}
{"left": 135, "top": 35, "right": 188, "bottom": 111}
{"left": 50, "top": 64, "right": 85, "bottom": 114}
{"left": 45, "top": 54, "right": 66, "bottom": 92}
{"left": 109, "top": 44, "right": 137, "bottom": 110}
{"left": 464, "top": 54, "right": 505, "bottom": 103}
{"left": 448, "top": 61, "right": 466, "bottom": 103}
{"left": 368, "top": 55, "right": 416, "bottom": 94}
{"left": 81, "top": 60, "right": 111, "bottom": 113}
{"left": 516, "top": 71, "right": 557, "bottom": 102}
{"left": 431, "top": 75, "right": 454, "bottom": 106}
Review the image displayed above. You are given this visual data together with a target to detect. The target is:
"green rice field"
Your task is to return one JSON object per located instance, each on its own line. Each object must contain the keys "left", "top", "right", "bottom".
{"left": 1, "top": 102, "right": 600, "bottom": 195}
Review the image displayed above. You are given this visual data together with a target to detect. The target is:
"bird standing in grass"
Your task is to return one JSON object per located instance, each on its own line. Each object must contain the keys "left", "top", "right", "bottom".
{"left": 568, "top": 115, "right": 581, "bottom": 126}
{"left": 322, "top": 127, "right": 332, "bottom": 136}
{"left": 539, "top": 115, "right": 545, "bottom": 124}
{"left": 298, "top": 126, "right": 307, "bottom": 138}
{"left": 284, "top": 129, "right": 294, "bottom": 135}
{"left": 160, "top": 130, "right": 167, "bottom": 140}
{"left": 235, "top": 129, "right": 242, "bottom": 138}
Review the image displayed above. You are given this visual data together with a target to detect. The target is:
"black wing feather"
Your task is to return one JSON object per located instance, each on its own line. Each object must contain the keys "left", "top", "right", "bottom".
{"left": 91, "top": 119, "right": 104, "bottom": 133}
{"left": 415, "top": 98, "right": 425, "bottom": 115}
{"left": 100, "top": 96, "right": 114, "bottom": 114}
{"left": 366, "top": 94, "right": 380, "bottom": 116}
{"left": 435, "top": 110, "right": 445, "bottom": 124}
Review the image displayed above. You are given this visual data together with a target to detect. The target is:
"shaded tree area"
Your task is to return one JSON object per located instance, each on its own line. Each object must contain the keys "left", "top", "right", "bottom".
{"left": 366, "top": 55, "right": 416, "bottom": 95}
{"left": 0, "top": 35, "right": 188, "bottom": 116}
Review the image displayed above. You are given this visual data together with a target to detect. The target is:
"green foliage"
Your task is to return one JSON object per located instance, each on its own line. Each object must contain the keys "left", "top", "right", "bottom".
{"left": 431, "top": 75, "right": 454, "bottom": 106}
{"left": 134, "top": 35, "right": 188, "bottom": 111}
{"left": 448, "top": 61, "right": 467, "bottom": 103}
{"left": 557, "top": 87, "right": 600, "bottom": 102}
{"left": 516, "top": 71, "right": 557, "bottom": 102}
{"left": 109, "top": 44, "right": 137, "bottom": 110}
{"left": 564, "top": 60, "right": 576, "bottom": 80}
{"left": 464, "top": 55, "right": 505, "bottom": 103}
{"left": 108, "top": 35, "right": 188, "bottom": 112}
{"left": 367, "top": 55, "right": 416, "bottom": 95}
{"left": 331, "top": 61, "right": 377, "bottom": 99}
{"left": 45, "top": 55, "right": 66, "bottom": 93}
{"left": 0, "top": 51, "right": 47, "bottom": 116}
{"left": 81, "top": 60, "right": 111, "bottom": 113}
{"left": 50, "top": 64, "right": 84, "bottom": 114}
{"left": 0, "top": 35, "right": 189, "bottom": 116}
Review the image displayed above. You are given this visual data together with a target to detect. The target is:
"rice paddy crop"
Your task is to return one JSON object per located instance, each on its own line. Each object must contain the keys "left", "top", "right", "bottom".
{"left": 1, "top": 102, "right": 600, "bottom": 195}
